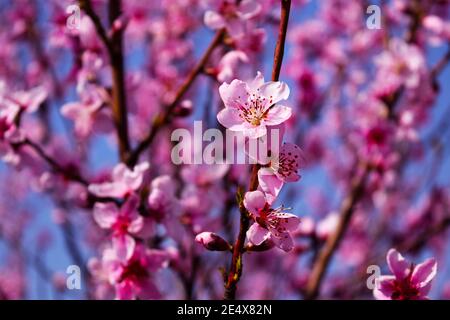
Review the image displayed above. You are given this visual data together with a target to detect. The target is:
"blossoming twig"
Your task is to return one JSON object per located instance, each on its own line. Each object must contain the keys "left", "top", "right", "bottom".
{"left": 223, "top": 0, "right": 291, "bottom": 300}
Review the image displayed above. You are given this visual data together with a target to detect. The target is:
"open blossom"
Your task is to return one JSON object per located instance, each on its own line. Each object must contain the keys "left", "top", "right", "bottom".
{"left": 103, "top": 243, "right": 169, "bottom": 300}
{"left": 217, "top": 71, "right": 291, "bottom": 139}
{"left": 244, "top": 190, "right": 300, "bottom": 252}
{"left": 216, "top": 50, "right": 249, "bottom": 83}
{"left": 148, "top": 175, "right": 179, "bottom": 218}
{"left": 88, "top": 162, "right": 150, "bottom": 198}
{"left": 61, "top": 85, "right": 109, "bottom": 137}
{"left": 258, "top": 143, "right": 304, "bottom": 202}
{"left": 3, "top": 86, "right": 47, "bottom": 114}
{"left": 93, "top": 195, "right": 143, "bottom": 261}
{"left": 374, "top": 248, "right": 437, "bottom": 300}
{"left": 204, "top": 0, "right": 261, "bottom": 37}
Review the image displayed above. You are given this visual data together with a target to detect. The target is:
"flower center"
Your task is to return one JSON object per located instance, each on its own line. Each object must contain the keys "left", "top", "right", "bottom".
{"left": 238, "top": 93, "right": 270, "bottom": 126}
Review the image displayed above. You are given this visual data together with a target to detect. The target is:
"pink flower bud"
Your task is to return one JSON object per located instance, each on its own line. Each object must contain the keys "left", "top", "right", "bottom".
{"left": 195, "top": 232, "right": 230, "bottom": 251}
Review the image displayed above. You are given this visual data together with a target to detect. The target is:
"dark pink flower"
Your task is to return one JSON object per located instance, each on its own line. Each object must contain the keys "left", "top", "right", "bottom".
{"left": 104, "top": 244, "right": 168, "bottom": 300}
{"left": 93, "top": 195, "right": 143, "bottom": 261}
{"left": 374, "top": 248, "right": 437, "bottom": 300}
{"left": 244, "top": 190, "right": 300, "bottom": 252}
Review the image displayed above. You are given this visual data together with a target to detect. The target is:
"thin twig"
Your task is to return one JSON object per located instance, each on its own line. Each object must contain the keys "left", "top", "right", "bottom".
{"left": 126, "top": 29, "right": 226, "bottom": 167}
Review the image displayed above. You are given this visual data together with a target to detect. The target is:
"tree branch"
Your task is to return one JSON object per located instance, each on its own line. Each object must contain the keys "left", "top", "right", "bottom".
{"left": 126, "top": 29, "right": 226, "bottom": 167}
{"left": 223, "top": 0, "right": 292, "bottom": 300}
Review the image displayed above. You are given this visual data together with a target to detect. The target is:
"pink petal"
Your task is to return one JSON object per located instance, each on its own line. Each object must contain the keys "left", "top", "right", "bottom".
{"left": 243, "top": 190, "right": 266, "bottom": 216}
{"left": 271, "top": 232, "right": 294, "bottom": 252}
{"left": 259, "top": 81, "right": 290, "bottom": 105}
{"left": 116, "top": 281, "right": 135, "bottom": 300}
{"left": 217, "top": 107, "right": 246, "bottom": 131}
{"left": 411, "top": 258, "right": 437, "bottom": 289}
{"left": 237, "top": 0, "right": 262, "bottom": 19}
{"left": 93, "top": 202, "right": 118, "bottom": 229}
{"left": 112, "top": 234, "right": 136, "bottom": 262}
{"left": 373, "top": 275, "right": 396, "bottom": 300}
{"left": 272, "top": 213, "right": 300, "bottom": 232}
{"left": 264, "top": 105, "right": 292, "bottom": 126}
{"left": 246, "top": 223, "right": 270, "bottom": 245}
{"left": 226, "top": 18, "right": 244, "bottom": 37}
{"left": 386, "top": 248, "right": 411, "bottom": 280}
{"left": 204, "top": 11, "right": 225, "bottom": 30}
{"left": 258, "top": 168, "right": 283, "bottom": 203}
{"left": 88, "top": 182, "right": 127, "bottom": 198}
{"left": 219, "top": 79, "right": 248, "bottom": 109}
{"left": 247, "top": 71, "right": 265, "bottom": 92}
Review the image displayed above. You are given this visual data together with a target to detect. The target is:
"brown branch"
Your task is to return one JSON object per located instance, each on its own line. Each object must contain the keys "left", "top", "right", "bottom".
{"left": 80, "top": 0, "right": 130, "bottom": 162}
{"left": 126, "top": 29, "right": 226, "bottom": 167}
{"left": 223, "top": 0, "right": 292, "bottom": 300}
{"left": 108, "top": 0, "right": 131, "bottom": 162}
{"left": 304, "top": 162, "right": 370, "bottom": 299}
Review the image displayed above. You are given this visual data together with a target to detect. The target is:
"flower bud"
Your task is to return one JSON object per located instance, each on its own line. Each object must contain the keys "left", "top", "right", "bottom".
{"left": 195, "top": 232, "right": 231, "bottom": 251}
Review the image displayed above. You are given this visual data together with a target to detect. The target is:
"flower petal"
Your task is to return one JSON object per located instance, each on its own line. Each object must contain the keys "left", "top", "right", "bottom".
{"left": 246, "top": 223, "right": 270, "bottom": 245}
{"left": 204, "top": 11, "right": 225, "bottom": 30}
{"left": 386, "top": 248, "right": 411, "bottom": 280}
{"left": 217, "top": 107, "right": 245, "bottom": 130}
{"left": 258, "top": 168, "right": 283, "bottom": 204}
{"left": 219, "top": 79, "right": 248, "bottom": 109}
{"left": 243, "top": 190, "right": 266, "bottom": 216}
{"left": 93, "top": 202, "right": 119, "bottom": 229}
{"left": 373, "top": 275, "right": 396, "bottom": 300}
{"left": 259, "top": 81, "right": 290, "bottom": 105}
{"left": 264, "top": 105, "right": 292, "bottom": 126}
{"left": 411, "top": 257, "right": 437, "bottom": 289}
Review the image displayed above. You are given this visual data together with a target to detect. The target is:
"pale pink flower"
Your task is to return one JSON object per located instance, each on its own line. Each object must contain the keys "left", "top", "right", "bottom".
{"left": 217, "top": 71, "right": 291, "bottom": 139}
{"left": 374, "top": 248, "right": 437, "bottom": 300}
{"left": 61, "top": 85, "right": 109, "bottom": 137}
{"left": 244, "top": 190, "right": 300, "bottom": 252}
{"left": 4, "top": 86, "right": 47, "bottom": 114}
{"left": 148, "top": 175, "right": 179, "bottom": 218}
{"left": 93, "top": 195, "right": 143, "bottom": 261}
{"left": 258, "top": 142, "right": 304, "bottom": 202}
{"left": 103, "top": 243, "right": 169, "bottom": 300}
{"left": 204, "top": 0, "right": 261, "bottom": 37}
{"left": 88, "top": 162, "right": 150, "bottom": 198}
{"left": 217, "top": 50, "right": 249, "bottom": 82}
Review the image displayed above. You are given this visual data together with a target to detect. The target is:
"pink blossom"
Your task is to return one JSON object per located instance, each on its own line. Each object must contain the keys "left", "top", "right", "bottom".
{"left": 258, "top": 143, "right": 304, "bottom": 202}
{"left": 217, "top": 71, "right": 291, "bottom": 139}
{"left": 204, "top": 0, "right": 261, "bottom": 37}
{"left": 103, "top": 243, "right": 169, "bottom": 300}
{"left": 148, "top": 175, "right": 179, "bottom": 218}
{"left": 4, "top": 86, "right": 48, "bottom": 114}
{"left": 61, "top": 85, "right": 109, "bottom": 137}
{"left": 88, "top": 162, "right": 150, "bottom": 198}
{"left": 374, "top": 248, "right": 437, "bottom": 300}
{"left": 244, "top": 190, "right": 300, "bottom": 252}
{"left": 216, "top": 50, "right": 249, "bottom": 83}
{"left": 93, "top": 195, "right": 143, "bottom": 261}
